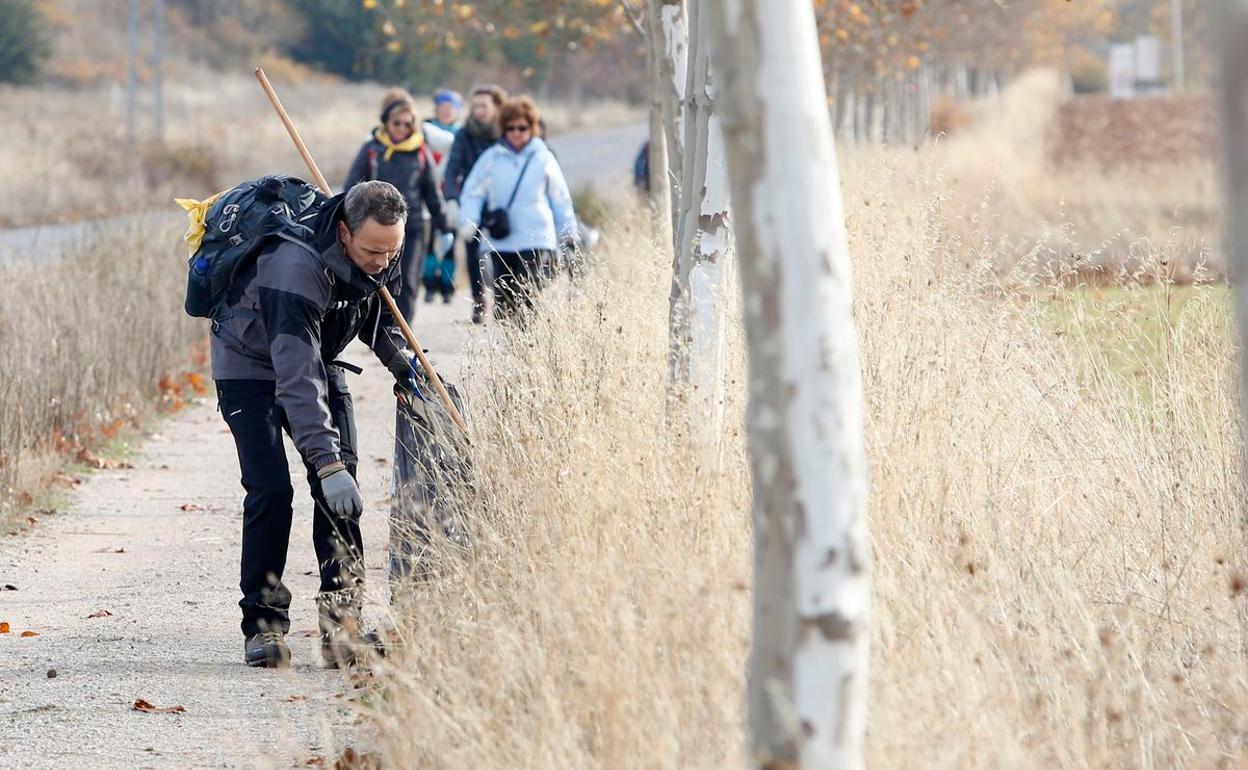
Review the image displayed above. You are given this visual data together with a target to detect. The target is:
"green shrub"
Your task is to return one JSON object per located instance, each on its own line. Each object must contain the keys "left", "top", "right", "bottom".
{"left": 0, "top": 0, "right": 50, "bottom": 85}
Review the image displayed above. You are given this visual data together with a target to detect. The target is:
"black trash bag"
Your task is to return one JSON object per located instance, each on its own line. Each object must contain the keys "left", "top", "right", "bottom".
{"left": 388, "top": 369, "right": 472, "bottom": 586}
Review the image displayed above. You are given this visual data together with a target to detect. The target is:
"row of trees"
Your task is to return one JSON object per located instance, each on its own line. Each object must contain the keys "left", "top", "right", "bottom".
{"left": 634, "top": 1, "right": 869, "bottom": 765}
{"left": 0, "top": 0, "right": 50, "bottom": 85}
{"left": 282, "top": 0, "right": 645, "bottom": 97}
{"left": 662, "top": 0, "right": 1234, "bottom": 766}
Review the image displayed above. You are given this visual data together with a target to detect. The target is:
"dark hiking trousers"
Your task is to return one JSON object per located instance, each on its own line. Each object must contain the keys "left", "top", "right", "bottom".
{"left": 464, "top": 235, "right": 485, "bottom": 305}
{"left": 491, "top": 249, "right": 552, "bottom": 323}
{"left": 217, "top": 375, "right": 364, "bottom": 638}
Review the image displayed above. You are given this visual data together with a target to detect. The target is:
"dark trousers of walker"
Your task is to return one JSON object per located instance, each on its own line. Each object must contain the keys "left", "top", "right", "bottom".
{"left": 216, "top": 373, "right": 364, "bottom": 638}
{"left": 491, "top": 249, "right": 552, "bottom": 322}
{"left": 464, "top": 234, "right": 486, "bottom": 305}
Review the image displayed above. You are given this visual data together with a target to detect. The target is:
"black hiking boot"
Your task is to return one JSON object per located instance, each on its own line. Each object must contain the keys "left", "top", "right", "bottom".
{"left": 244, "top": 630, "right": 291, "bottom": 668}
{"left": 317, "top": 588, "right": 385, "bottom": 669}
{"left": 471, "top": 301, "right": 486, "bottom": 325}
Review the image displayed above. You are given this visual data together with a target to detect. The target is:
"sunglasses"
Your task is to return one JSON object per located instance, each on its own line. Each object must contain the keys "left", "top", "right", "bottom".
{"left": 388, "top": 120, "right": 415, "bottom": 129}
{"left": 505, "top": 123, "right": 532, "bottom": 134}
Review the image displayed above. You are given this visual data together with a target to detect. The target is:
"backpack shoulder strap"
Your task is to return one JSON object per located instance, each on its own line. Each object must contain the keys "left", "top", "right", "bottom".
{"left": 506, "top": 151, "right": 538, "bottom": 210}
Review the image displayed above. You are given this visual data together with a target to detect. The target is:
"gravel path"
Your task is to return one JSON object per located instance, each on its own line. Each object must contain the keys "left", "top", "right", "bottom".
{"left": 0, "top": 295, "right": 474, "bottom": 769}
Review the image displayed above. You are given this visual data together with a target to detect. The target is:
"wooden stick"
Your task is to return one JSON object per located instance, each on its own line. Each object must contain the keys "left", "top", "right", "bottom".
{"left": 254, "top": 67, "right": 470, "bottom": 438}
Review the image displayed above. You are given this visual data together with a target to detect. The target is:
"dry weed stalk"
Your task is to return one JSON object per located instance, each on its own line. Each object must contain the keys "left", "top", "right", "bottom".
{"left": 0, "top": 217, "right": 201, "bottom": 524}
{"left": 368, "top": 150, "right": 1244, "bottom": 768}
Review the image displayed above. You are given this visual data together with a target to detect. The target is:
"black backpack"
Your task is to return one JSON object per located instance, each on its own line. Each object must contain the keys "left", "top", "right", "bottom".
{"left": 180, "top": 175, "right": 326, "bottom": 318}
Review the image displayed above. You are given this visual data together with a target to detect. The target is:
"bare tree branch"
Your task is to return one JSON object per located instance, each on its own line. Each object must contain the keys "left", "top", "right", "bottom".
{"left": 619, "top": 0, "right": 647, "bottom": 38}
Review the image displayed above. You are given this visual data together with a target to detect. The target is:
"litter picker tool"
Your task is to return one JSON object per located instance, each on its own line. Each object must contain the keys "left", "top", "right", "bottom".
{"left": 254, "top": 67, "right": 469, "bottom": 438}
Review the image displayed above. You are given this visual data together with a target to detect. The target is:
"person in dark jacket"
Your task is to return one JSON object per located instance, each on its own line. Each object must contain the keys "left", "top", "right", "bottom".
{"left": 443, "top": 84, "right": 507, "bottom": 324}
{"left": 213, "top": 180, "right": 422, "bottom": 669}
{"left": 344, "top": 89, "right": 450, "bottom": 322}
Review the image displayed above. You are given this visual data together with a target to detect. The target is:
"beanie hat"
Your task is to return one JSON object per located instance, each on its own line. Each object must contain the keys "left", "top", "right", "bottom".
{"left": 433, "top": 89, "right": 463, "bottom": 109}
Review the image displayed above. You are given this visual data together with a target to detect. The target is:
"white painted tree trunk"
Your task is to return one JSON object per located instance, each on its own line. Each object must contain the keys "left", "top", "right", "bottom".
{"left": 669, "top": 0, "right": 731, "bottom": 466}
{"left": 709, "top": 0, "right": 871, "bottom": 767}
{"left": 644, "top": 0, "right": 675, "bottom": 249}
{"left": 686, "top": 108, "right": 731, "bottom": 464}
{"left": 1215, "top": 0, "right": 1248, "bottom": 644}
{"left": 659, "top": 0, "right": 689, "bottom": 222}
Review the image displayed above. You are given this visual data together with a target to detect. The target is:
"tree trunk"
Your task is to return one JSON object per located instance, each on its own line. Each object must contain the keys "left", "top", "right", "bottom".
{"left": 708, "top": 0, "right": 871, "bottom": 768}
{"left": 669, "top": 0, "right": 731, "bottom": 470}
{"left": 1214, "top": 0, "right": 1248, "bottom": 653}
{"left": 657, "top": 0, "right": 689, "bottom": 227}
{"left": 644, "top": 1, "right": 675, "bottom": 248}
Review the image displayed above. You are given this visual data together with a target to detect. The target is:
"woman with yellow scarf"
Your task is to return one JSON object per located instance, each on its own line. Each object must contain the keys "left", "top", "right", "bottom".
{"left": 344, "top": 89, "right": 451, "bottom": 322}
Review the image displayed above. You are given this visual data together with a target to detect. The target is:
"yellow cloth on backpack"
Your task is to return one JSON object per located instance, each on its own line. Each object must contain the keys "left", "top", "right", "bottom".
{"left": 175, "top": 191, "right": 225, "bottom": 255}
{"left": 373, "top": 126, "right": 423, "bottom": 161}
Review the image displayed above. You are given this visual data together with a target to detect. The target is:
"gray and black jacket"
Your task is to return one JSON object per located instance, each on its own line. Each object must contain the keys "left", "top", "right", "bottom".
{"left": 210, "top": 194, "right": 410, "bottom": 471}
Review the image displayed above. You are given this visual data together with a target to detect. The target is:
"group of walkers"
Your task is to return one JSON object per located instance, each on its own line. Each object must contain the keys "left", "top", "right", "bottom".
{"left": 344, "top": 85, "right": 580, "bottom": 325}
{"left": 197, "top": 81, "right": 583, "bottom": 669}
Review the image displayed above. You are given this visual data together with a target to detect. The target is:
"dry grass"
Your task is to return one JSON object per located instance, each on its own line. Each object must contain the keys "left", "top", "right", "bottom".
{"left": 898, "top": 70, "right": 1223, "bottom": 283}
{"left": 0, "top": 72, "right": 378, "bottom": 228}
{"left": 364, "top": 75, "right": 1247, "bottom": 768}
{"left": 0, "top": 71, "right": 642, "bottom": 229}
{"left": 371, "top": 212, "right": 752, "bottom": 768}
{"left": 0, "top": 217, "right": 203, "bottom": 527}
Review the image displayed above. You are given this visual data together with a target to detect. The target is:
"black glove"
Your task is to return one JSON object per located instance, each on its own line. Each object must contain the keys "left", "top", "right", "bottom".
{"left": 388, "top": 350, "right": 435, "bottom": 402}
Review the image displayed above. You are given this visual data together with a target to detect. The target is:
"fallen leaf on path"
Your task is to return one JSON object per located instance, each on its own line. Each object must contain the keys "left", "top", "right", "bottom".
{"left": 94, "top": 546, "right": 126, "bottom": 554}
{"left": 132, "top": 698, "right": 186, "bottom": 714}
{"left": 178, "top": 503, "right": 202, "bottom": 512}
{"left": 20, "top": 631, "right": 38, "bottom": 638}
{"left": 25, "top": 517, "right": 36, "bottom": 526}
{"left": 75, "top": 448, "right": 134, "bottom": 470}
{"left": 87, "top": 610, "right": 113, "bottom": 619}
{"left": 2, "top": 584, "right": 16, "bottom": 591}
{"left": 304, "top": 759, "right": 325, "bottom": 767}
{"left": 0, "top": 622, "right": 9, "bottom": 633}
{"left": 185, "top": 372, "right": 208, "bottom": 396}
{"left": 334, "top": 748, "right": 381, "bottom": 769}
{"left": 282, "top": 694, "right": 307, "bottom": 702}
{"left": 293, "top": 630, "right": 319, "bottom": 637}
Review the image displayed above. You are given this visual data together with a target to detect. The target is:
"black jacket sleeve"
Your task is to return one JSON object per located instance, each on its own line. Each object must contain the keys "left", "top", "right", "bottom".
{"left": 443, "top": 132, "right": 470, "bottom": 202}
{"left": 418, "top": 159, "right": 449, "bottom": 234}
{"left": 255, "top": 246, "right": 342, "bottom": 470}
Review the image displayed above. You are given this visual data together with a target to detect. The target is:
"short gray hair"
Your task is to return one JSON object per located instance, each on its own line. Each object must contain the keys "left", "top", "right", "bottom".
{"left": 343, "top": 180, "right": 408, "bottom": 232}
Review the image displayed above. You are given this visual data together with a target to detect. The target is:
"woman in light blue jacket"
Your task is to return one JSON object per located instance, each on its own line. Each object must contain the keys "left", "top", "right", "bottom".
{"left": 459, "top": 96, "right": 578, "bottom": 322}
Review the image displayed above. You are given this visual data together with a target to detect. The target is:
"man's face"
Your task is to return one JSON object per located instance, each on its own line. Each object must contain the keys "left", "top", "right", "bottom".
{"left": 338, "top": 218, "right": 404, "bottom": 276}
{"left": 470, "top": 95, "right": 495, "bottom": 124}
{"left": 436, "top": 101, "right": 458, "bottom": 125}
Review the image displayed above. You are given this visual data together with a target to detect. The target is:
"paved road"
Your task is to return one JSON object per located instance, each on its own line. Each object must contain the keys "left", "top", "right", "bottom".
{"left": 546, "top": 122, "right": 647, "bottom": 193}
{"left": 0, "top": 123, "right": 646, "bottom": 266}
{"left": 0, "top": 295, "right": 476, "bottom": 768}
